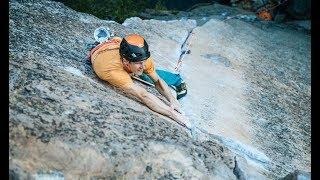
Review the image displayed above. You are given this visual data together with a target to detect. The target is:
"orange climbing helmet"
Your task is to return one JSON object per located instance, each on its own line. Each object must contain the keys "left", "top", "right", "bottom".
{"left": 120, "top": 34, "right": 151, "bottom": 62}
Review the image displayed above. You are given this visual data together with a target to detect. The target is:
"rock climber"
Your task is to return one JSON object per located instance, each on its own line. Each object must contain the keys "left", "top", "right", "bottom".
{"left": 89, "top": 33, "right": 190, "bottom": 128}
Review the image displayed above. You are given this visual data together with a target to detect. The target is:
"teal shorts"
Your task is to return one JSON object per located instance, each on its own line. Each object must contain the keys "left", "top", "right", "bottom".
{"left": 139, "top": 69, "right": 183, "bottom": 87}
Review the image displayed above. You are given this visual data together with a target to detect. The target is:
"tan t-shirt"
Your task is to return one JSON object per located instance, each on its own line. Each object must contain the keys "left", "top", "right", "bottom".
{"left": 91, "top": 37, "right": 155, "bottom": 89}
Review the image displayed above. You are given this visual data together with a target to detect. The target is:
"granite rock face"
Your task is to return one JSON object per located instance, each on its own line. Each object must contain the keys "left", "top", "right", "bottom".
{"left": 135, "top": 2, "right": 311, "bottom": 178}
{"left": 280, "top": 170, "right": 311, "bottom": 180}
{"left": 9, "top": 0, "right": 237, "bottom": 179}
{"left": 187, "top": 17, "right": 310, "bottom": 177}
{"left": 9, "top": 0, "right": 310, "bottom": 179}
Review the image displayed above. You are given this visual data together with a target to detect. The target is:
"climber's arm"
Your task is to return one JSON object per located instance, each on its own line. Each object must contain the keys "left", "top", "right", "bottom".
{"left": 122, "top": 83, "right": 187, "bottom": 127}
{"left": 148, "top": 71, "right": 181, "bottom": 113}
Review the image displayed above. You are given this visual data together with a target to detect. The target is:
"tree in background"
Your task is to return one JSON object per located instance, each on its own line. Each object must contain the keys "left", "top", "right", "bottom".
{"left": 154, "top": 0, "right": 168, "bottom": 11}
{"left": 54, "top": 0, "right": 150, "bottom": 22}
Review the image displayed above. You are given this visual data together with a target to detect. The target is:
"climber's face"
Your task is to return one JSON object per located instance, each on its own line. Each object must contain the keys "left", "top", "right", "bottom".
{"left": 122, "top": 58, "right": 145, "bottom": 76}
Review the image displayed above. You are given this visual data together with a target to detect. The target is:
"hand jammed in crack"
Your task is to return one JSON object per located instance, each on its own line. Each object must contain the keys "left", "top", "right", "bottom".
{"left": 170, "top": 109, "right": 192, "bottom": 129}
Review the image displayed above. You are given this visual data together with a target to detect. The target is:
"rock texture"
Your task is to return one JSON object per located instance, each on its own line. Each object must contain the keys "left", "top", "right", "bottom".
{"left": 9, "top": 0, "right": 237, "bottom": 179}
{"left": 9, "top": 0, "right": 310, "bottom": 179}
{"left": 280, "top": 170, "right": 311, "bottom": 180}
{"left": 136, "top": 2, "right": 311, "bottom": 178}
{"left": 180, "top": 16, "right": 310, "bottom": 177}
